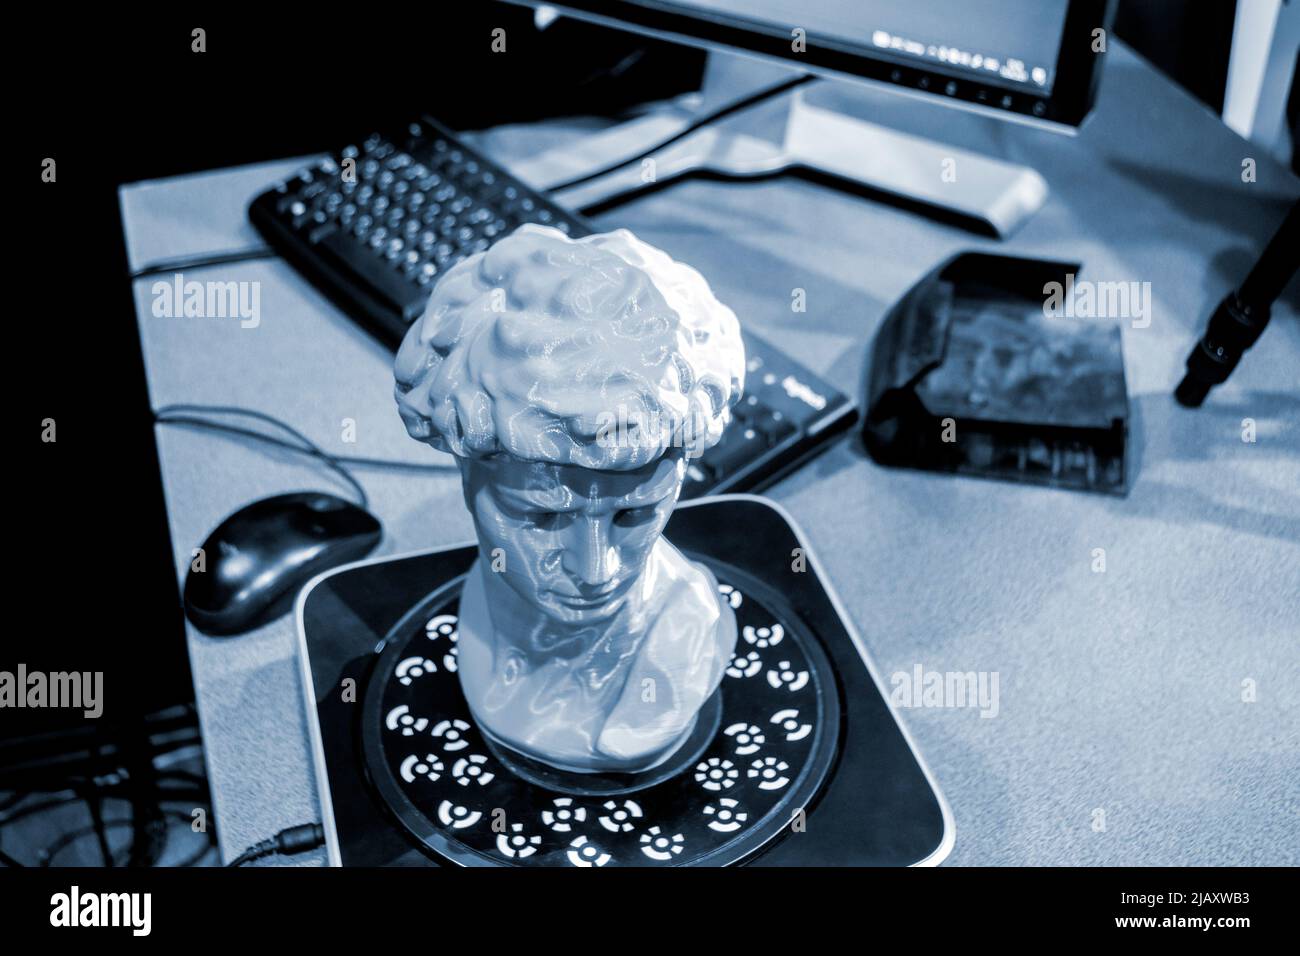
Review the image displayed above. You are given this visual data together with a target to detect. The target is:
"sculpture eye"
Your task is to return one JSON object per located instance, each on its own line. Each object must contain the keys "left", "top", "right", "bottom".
{"left": 614, "top": 506, "right": 658, "bottom": 528}
{"left": 526, "top": 511, "right": 561, "bottom": 527}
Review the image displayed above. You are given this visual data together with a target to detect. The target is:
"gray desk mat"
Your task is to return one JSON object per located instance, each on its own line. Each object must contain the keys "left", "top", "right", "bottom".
{"left": 120, "top": 42, "right": 1300, "bottom": 865}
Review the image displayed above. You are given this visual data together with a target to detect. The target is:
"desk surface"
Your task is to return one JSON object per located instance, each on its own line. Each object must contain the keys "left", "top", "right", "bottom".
{"left": 121, "top": 42, "right": 1300, "bottom": 866}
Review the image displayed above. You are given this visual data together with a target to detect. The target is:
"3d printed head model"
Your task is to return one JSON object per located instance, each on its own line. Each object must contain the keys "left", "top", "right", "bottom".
{"left": 395, "top": 224, "right": 745, "bottom": 774}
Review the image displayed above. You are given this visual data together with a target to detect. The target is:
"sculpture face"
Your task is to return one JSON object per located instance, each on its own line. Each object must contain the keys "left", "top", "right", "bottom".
{"left": 460, "top": 453, "right": 684, "bottom": 626}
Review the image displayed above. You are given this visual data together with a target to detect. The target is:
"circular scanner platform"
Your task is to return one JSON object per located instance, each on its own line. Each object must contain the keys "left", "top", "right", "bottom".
{"left": 363, "top": 571, "right": 840, "bottom": 866}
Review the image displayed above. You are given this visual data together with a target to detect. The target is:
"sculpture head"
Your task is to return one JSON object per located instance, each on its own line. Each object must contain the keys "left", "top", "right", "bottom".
{"left": 394, "top": 225, "right": 744, "bottom": 627}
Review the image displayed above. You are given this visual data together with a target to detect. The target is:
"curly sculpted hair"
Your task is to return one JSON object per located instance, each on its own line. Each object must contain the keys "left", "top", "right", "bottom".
{"left": 394, "top": 225, "right": 745, "bottom": 471}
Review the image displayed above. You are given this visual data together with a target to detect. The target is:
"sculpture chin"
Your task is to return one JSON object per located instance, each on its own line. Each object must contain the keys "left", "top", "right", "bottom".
{"left": 455, "top": 539, "right": 738, "bottom": 774}
{"left": 538, "top": 581, "right": 634, "bottom": 624}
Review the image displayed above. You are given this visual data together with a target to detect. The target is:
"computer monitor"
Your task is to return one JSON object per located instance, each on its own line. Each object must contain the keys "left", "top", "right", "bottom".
{"left": 519, "top": 1, "right": 1117, "bottom": 234}
{"left": 550, "top": 0, "right": 1115, "bottom": 128}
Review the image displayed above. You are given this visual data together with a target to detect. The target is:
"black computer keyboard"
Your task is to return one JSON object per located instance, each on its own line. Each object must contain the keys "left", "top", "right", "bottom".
{"left": 250, "top": 116, "right": 856, "bottom": 498}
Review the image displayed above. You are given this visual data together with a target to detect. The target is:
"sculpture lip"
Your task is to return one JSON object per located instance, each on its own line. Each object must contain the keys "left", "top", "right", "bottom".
{"left": 552, "top": 579, "right": 630, "bottom": 608}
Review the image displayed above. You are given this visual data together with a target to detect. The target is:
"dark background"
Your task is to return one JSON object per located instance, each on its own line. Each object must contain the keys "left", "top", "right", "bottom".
{"left": 13, "top": 2, "right": 1246, "bottom": 745}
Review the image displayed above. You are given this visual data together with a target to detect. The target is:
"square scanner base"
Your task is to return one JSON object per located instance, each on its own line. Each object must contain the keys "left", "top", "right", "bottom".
{"left": 296, "top": 495, "right": 953, "bottom": 866}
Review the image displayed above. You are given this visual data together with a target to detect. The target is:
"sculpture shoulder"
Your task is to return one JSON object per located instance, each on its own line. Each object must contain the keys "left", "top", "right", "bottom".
{"left": 595, "top": 542, "right": 738, "bottom": 762}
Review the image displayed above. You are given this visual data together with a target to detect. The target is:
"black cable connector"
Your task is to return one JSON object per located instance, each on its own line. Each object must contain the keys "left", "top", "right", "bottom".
{"left": 1175, "top": 200, "right": 1298, "bottom": 407}
{"left": 228, "top": 822, "right": 325, "bottom": 867}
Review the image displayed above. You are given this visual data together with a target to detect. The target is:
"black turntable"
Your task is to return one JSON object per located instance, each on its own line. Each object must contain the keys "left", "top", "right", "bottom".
{"left": 296, "top": 495, "right": 952, "bottom": 866}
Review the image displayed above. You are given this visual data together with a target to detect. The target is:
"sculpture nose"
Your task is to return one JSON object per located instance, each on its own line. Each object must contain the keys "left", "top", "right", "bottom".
{"left": 561, "top": 514, "right": 620, "bottom": 590}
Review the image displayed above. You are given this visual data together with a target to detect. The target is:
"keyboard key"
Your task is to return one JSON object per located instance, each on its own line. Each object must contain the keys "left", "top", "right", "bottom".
{"left": 318, "top": 231, "right": 430, "bottom": 323}
{"left": 753, "top": 410, "right": 796, "bottom": 446}
{"left": 705, "top": 427, "right": 765, "bottom": 479}
{"left": 307, "top": 222, "right": 338, "bottom": 243}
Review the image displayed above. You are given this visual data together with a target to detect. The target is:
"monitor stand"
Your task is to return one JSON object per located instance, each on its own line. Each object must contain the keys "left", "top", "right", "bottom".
{"left": 510, "top": 54, "right": 1048, "bottom": 237}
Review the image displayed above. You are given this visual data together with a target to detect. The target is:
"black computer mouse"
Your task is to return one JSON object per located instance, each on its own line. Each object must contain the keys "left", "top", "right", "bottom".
{"left": 184, "top": 492, "right": 381, "bottom": 636}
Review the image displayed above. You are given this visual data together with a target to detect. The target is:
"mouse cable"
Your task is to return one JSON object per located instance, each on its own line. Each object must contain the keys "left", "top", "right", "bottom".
{"left": 130, "top": 247, "right": 278, "bottom": 281}
{"left": 155, "top": 403, "right": 457, "bottom": 473}
{"left": 154, "top": 403, "right": 371, "bottom": 510}
{"left": 541, "top": 72, "right": 818, "bottom": 194}
{"left": 154, "top": 404, "right": 457, "bottom": 510}
{"left": 227, "top": 822, "right": 324, "bottom": 867}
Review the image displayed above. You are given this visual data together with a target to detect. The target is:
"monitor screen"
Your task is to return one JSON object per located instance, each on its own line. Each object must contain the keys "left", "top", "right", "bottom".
{"left": 547, "top": 0, "right": 1114, "bottom": 126}
{"left": 678, "top": 0, "right": 1070, "bottom": 95}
